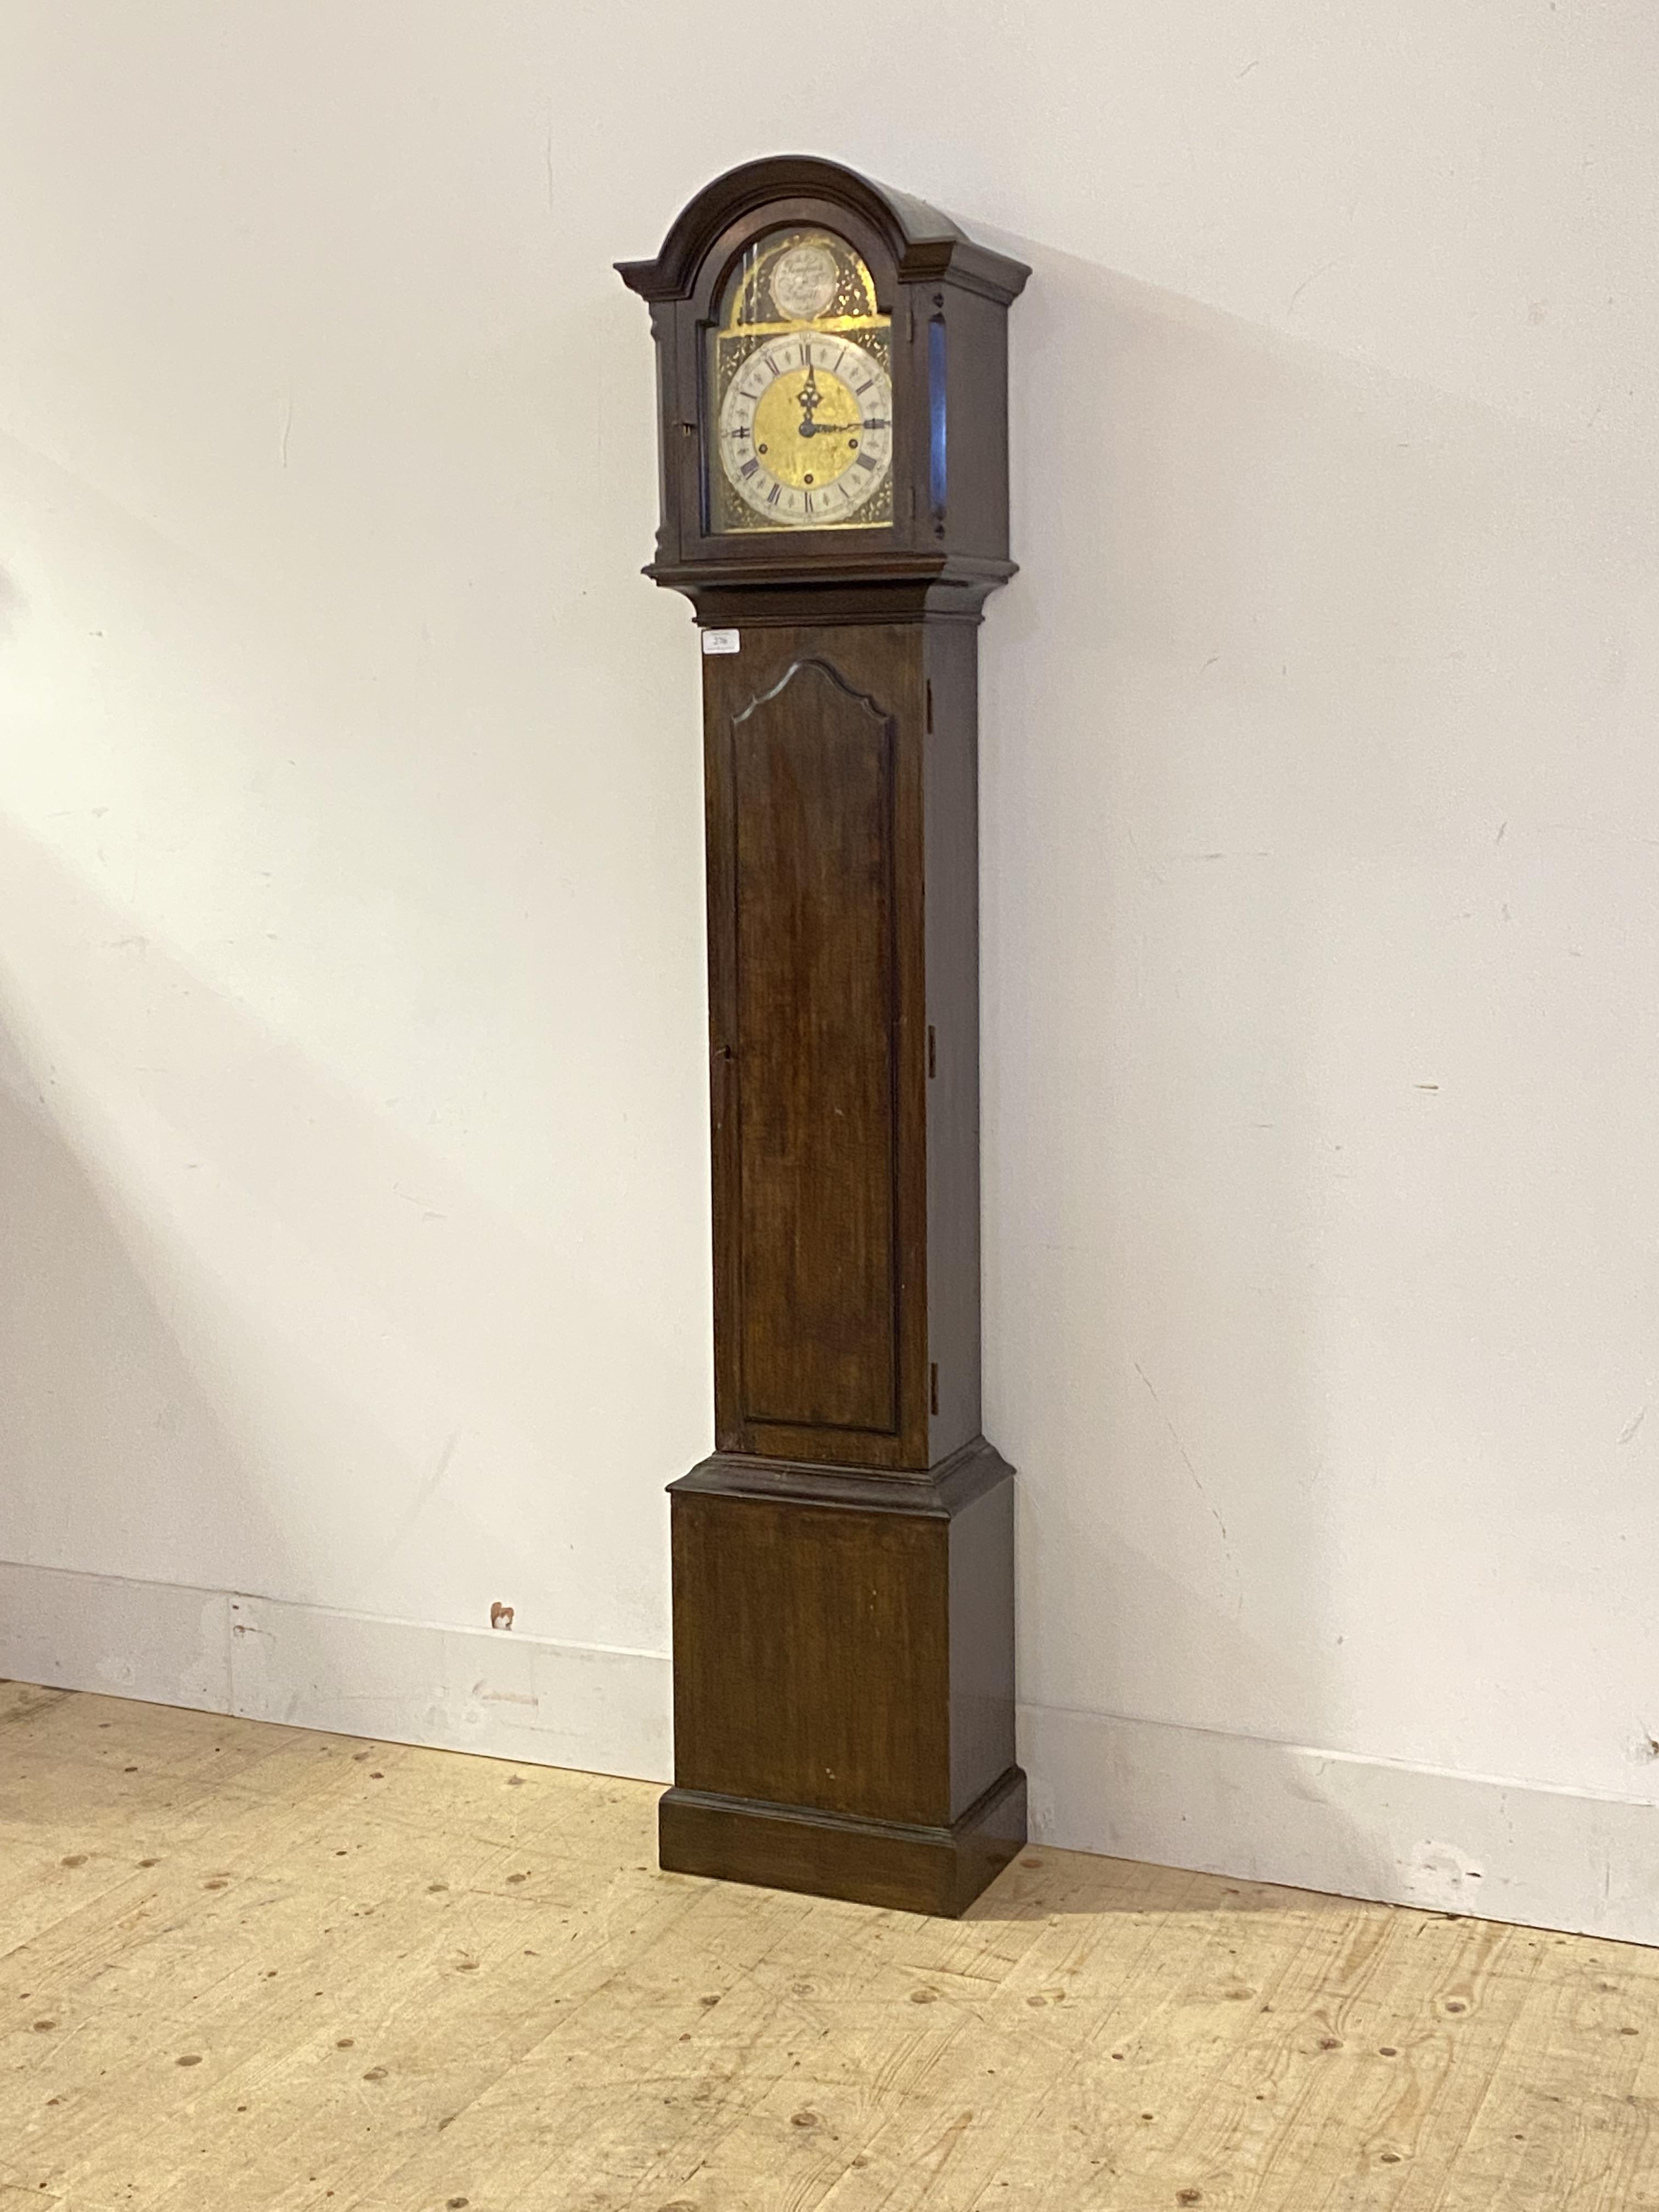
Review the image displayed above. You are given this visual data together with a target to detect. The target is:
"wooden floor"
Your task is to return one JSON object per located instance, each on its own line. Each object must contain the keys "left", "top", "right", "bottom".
{"left": 2, "top": 1685, "right": 1656, "bottom": 2210}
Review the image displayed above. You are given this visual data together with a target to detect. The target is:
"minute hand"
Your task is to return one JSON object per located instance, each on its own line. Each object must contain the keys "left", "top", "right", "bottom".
{"left": 799, "top": 416, "right": 890, "bottom": 437}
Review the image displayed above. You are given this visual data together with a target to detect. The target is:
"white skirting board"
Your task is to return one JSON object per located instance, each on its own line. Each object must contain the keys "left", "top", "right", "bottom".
{"left": 3, "top": 1558, "right": 1656, "bottom": 1946}
{"left": 1019, "top": 1702, "right": 1659, "bottom": 1948}
{"left": 0, "top": 1558, "right": 674, "bottom": 1786}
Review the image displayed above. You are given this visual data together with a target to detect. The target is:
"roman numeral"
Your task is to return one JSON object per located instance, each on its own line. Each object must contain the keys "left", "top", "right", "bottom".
{"left": 766, "top": 483, "right": 782, "bottom": 506}
{"left": 856, "top": 450, "right": 879, "bottom": 470}
{"left": 740, "top": 459, "right": 759, "bottom": 478}
{"left": 803, "top": 490, "right": 814, "bottom": 516}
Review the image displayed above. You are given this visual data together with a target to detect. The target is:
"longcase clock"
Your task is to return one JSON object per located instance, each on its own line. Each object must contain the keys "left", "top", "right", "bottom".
{"left": 619, "top": 157, "right": 1028, "bottom": 1916}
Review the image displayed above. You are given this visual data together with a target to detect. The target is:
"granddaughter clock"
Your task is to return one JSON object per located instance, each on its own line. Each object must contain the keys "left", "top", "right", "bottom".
{"left": 619, "top": 157, "right": 1028, "bottom": 1915}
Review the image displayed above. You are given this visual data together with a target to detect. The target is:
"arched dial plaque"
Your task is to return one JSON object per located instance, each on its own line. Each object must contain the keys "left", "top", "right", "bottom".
{"left": 619, "top": 158, "right": 1029, "bottom": 1916}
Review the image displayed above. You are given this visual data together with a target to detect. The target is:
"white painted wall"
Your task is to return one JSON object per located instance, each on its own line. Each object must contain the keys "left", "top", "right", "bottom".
{"left": 4, "top": 3, "right": 1658, "bottom": 1933}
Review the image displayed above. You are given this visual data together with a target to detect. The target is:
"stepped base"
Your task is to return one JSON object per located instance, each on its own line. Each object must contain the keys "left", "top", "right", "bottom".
{"left": 659, "top": 1764, "right": 1028, "bottom": 1917}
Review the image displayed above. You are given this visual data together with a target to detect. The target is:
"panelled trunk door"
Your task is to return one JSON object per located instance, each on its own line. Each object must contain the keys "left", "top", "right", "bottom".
{"left": 704, "top": 628, "right": 928, "bottom": 1468}
{"left": 733, "top": 662, "right": 898, "bottom": 1431}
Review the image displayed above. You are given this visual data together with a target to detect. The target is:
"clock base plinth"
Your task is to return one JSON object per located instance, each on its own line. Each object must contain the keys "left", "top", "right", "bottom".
{"left": 661, "top": 1441, "right": 1023, "bottom": 1917}
{"left": 659, "top": 1765, "right": 1027, "bottom": 1918}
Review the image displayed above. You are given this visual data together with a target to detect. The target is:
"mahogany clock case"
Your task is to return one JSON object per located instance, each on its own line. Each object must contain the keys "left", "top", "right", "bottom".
{"left": 617, "top": 154, "right": 1029, "bottom": 622}
{"left": 619, "top": 159, "right": 1029, "bottom": 1916}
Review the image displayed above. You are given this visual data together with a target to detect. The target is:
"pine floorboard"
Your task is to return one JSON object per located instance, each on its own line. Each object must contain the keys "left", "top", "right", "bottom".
{"left": 2, "top": 1679, "right": 1656, "bottom": 2210}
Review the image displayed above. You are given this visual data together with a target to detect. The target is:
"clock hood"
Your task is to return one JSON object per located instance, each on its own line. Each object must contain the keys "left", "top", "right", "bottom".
{"left": 616, "top": 155, "right": 1028, "bottom": 309}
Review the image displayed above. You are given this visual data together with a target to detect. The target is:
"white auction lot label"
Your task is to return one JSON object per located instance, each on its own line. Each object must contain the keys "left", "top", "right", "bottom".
{"left": 701, "top": 629, "right": 741, "bottom": 656}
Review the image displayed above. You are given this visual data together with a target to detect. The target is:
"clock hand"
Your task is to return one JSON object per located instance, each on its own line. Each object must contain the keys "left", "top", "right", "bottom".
{"left": 797, "top": 417, "right": 889, "bottom": 438}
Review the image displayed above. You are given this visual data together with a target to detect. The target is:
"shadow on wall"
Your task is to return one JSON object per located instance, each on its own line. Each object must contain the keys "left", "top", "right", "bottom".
{"left": 0, "top": 1008, "right": 276, "bottom": 1625}
{"left": 0, "top": 394, "right": 709, "bottom": 1652}
{"left": 0, "top": 815, "right": 681, "bottom": 1638}
{"left": 0, "top": 567, "right": 23, "bottom": 643}
{"left": 979, "top": 229, "right": 1659, "bottom": 1858}
{"left": 0, "top": 558, "right": 267, "bottom": 1630}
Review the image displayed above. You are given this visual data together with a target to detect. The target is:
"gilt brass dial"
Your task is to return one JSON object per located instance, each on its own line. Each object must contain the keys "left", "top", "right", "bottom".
{"left": 707, "top": 229, "right": 893, "bottom": 534}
